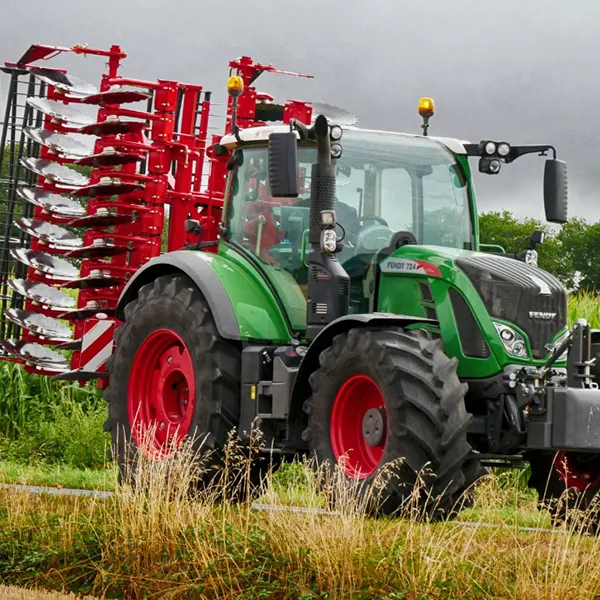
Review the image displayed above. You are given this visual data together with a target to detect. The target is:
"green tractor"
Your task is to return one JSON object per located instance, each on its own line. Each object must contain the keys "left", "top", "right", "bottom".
{"left": 104, "top": 93, "right": 600, "bottom": 521}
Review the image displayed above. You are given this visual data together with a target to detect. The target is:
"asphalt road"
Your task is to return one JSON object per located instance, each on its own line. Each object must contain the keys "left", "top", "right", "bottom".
{"left": 0, "top": 482, "right": 572, "bottom": 535}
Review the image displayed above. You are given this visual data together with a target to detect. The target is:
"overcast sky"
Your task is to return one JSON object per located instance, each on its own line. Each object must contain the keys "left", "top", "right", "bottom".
{"left": 1, "top": 0, "right": 599, "bottom": 224}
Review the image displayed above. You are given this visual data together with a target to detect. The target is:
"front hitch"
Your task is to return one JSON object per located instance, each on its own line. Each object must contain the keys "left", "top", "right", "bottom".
{"left": 542, "top": 319, "right": 597, "bottom": 389}
{"left": 567, "top": 319, "right": 597, "bottom": 388}
{"left": 526, "top": 319, "right": 600, "bottom": 451}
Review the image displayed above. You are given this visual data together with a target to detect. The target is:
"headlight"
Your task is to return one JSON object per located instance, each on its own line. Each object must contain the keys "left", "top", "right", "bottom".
{"left": 494, "top": 322, "right": 528, "bottom": 358}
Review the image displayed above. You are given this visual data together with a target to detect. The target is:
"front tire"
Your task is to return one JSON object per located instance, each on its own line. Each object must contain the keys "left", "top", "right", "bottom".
{"left": 103, "top": 274, "right": 243, "bottom": 489}
{"left": 303, "top": 327, "right": 479, "bottom": 519}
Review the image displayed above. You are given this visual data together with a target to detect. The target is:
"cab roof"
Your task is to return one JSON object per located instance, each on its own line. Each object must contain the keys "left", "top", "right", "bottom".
{"left": 219, "top": 124, "right": 470, "bottom": 155}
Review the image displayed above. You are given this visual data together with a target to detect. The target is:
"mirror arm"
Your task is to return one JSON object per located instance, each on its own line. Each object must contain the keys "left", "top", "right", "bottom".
{"left": 463, "top": 143, "right": 557, "bottom": 162}
{"left": 506, "top": 144, "right": 557, "bottom": 163}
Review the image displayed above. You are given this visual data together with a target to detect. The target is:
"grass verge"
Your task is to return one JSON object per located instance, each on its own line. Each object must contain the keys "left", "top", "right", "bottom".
{"left": 0, "top": 431, "right": 598, "bottom": 600}
{"left": 0, "top": 461, "right": 117, "bottom": 492}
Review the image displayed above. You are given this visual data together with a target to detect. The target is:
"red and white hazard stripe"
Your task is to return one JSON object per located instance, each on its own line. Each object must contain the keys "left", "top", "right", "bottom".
{"left": 79, "top": 319, "right": 115, "bottom": 372}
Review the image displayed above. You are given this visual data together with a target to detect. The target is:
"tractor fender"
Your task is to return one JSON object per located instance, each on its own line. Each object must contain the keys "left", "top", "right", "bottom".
{"left": 289, "top": 312, "right": 436, "bottom": 424}
{"left": 116, "top": 251, "right": 241, "bottom": 340}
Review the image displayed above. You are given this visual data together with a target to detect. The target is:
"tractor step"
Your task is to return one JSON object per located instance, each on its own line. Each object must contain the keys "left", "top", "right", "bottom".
{"left": 472, "top": 452, "right": 527, "bottom": 469}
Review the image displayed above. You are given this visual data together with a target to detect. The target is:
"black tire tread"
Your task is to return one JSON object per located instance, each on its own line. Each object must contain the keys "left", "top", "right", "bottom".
{"left": 304, "top": 327, "right": 479, "bottom": 518}
{"left": 103, "top": 274, "right": 241, "bottom": 484}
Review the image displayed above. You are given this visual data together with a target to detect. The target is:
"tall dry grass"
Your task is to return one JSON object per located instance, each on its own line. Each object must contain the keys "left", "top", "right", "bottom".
{"left": 0, "top": 586, "right": 97, "bottom": 599}
{"left": 1, "top": 293, "right": 600, "bottom": 597}
{"left": 2, "top": 427, "right": 600, "bottom": 599}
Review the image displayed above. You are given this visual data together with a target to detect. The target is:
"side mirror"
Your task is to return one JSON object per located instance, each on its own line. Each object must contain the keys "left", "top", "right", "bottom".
{"left": 544, "top": 159, "right": 568, "bottom": 224}
{"left": 268, "top": 132, "right": 299, "bottom": 198}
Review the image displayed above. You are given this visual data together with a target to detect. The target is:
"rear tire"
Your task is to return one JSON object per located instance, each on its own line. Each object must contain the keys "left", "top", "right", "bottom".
{"left": 303, "top": 327, "right": 479, "bottom": 519}
{"left": 103, "top": 274, "right": 259, "bottom": 494}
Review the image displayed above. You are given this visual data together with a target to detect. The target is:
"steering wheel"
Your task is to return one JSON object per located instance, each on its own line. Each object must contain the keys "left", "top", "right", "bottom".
{"left": 358, "top": 215, "right": 388, "bottom": 227}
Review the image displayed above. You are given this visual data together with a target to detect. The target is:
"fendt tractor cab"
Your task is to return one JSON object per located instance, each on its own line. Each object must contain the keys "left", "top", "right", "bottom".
{"left": 1, "top": 43, "right": 600, "bottom": 522}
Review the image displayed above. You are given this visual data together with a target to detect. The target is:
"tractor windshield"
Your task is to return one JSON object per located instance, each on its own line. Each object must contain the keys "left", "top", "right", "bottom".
{"left": 226, "top": 129, "right": 473, "bottom": 327}
{"left": 227, "top": 129, "right": 472, "bottom": 260}
{"left": 333, "top": 129, "right": 473, "bottom": 250}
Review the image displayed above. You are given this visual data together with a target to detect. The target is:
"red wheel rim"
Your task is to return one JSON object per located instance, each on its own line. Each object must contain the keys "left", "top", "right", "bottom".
{"left": 554, "top": 451, "right": 600, "bottom": 491}
{"left": 330, "top": 374, "right": 387, "bottom": 479}
{"left": 128, "top": 329, "right": 195, "bottom": 458}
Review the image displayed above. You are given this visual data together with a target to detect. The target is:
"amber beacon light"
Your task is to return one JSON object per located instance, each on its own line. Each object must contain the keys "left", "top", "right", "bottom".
{"left": 418, "top": 97, "right": 435, "bottom": 118}
{"left": 418, "top": 97, "right": 435, "bottom": 135}
{"left": 227, "top": 75, "right": 244, "bottom": 97}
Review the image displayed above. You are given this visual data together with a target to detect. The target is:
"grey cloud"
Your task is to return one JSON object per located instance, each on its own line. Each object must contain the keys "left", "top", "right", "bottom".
{"left": 1, "top": 0, "right": 598, "bottom": 221}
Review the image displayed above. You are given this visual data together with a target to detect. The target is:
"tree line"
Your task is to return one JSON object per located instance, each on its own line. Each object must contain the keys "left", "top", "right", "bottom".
{"left": 479, "top": 210, "right": 600, "bottom": 292}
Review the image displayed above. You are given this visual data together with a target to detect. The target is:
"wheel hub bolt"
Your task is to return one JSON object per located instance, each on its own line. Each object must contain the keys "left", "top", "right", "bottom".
{"left": 362, "top": 407, "right": 386, "bottom": 447}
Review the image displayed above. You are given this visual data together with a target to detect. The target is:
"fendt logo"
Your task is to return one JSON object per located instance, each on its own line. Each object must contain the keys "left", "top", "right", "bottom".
{"left": 529, "top": 311, "right": 557, "bottom": 320}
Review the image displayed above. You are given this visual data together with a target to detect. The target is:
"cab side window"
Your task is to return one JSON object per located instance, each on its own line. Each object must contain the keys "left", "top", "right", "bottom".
{"left": 228, "top": 147, "right": 312, "bottom": 277}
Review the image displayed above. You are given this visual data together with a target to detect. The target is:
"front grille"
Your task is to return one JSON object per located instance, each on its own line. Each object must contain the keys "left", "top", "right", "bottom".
{"left": 449, "top": 288, "right": 490, "bottom": 358}
{"left": 418, "top": 282, "right": 437, "bottom": 321}
{"left": 456, "top": 254, "right": 567, "bottom": 359}
{"left": 425, "top": 306, "right": 437, "bottom": 320}
{"left": 419, "top": 282, "right": 434, "bottom": 303}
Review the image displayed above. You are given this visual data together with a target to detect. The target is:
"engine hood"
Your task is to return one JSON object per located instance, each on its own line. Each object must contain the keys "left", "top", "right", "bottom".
{"left": 380, "top": 244, "right": 567, "bottom": 359}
